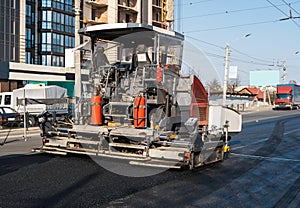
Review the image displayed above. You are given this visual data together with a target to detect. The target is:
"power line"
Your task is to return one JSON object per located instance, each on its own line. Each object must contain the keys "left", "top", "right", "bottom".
{"left": 281, "top": 0, "right": 300, "bottom": 16}
{"left": 185, "top": 36, "right": 276, "bottom": 68}
{"left": 185, "top": 35, "right": 224, "bottom": 49}
{"left": 184, "top": 20, "right": 279, "bottom": 33}
{"left": 175, "top": 4, "right": 286, "bottom": 21}
{"left": 265, "top": 0, "right": 300, "bottom": 28}
{"left": 230, "top": 46, "right": 274, "bottom": 63}
{"left": 176, "top": 0, "right": 217, "bottom": 6}
{"left": 229, "top": 57, "right": 273, "bottom": 66}
{"left": 175, "top": 0, "right": 300, "bottom": 21}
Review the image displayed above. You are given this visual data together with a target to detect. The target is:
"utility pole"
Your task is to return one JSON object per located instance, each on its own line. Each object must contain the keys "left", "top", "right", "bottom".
{"left": 223, "top": 44, "right": 230, "bottom": 106}
{"left": 283, "top": 59, "right": 287, "bottom": 84}
{"left": 74, "top": 0, "right": 81, "bottom": 124}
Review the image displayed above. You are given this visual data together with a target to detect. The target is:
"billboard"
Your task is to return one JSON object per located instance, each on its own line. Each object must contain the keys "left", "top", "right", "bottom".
{"left": 228, "top": 66, "right": 238, "bottom": 79}
{"left": 250, "top": 70, "right": 279, "bottom": 86}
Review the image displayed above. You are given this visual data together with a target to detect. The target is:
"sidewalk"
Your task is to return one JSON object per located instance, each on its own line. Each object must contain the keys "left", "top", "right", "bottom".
{"left": 0, "top": 127, "right": 41, "bottom": 157}
{"left": 240, "top": 105, "right": 274, "bottom": 114}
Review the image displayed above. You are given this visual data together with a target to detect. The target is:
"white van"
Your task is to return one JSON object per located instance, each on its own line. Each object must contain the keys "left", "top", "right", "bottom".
{"left": 0, "top": 92, "right": 14, "bottom": 108}
{"left": 0, "top": 85, "right": 68, "bottom": 126}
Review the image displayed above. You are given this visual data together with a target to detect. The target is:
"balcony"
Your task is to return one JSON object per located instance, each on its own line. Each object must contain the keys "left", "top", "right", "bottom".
{"left": 118, "top": 0, "right": 138, "bottom": 13}
{"left": 152, "top": 4, "right": 162, "bottom": 10}
{"left": 86, "top": 0, "right": 108, "bottom": 8}
{"left": 118, "top": 5, "right": 138, "bottom": 14}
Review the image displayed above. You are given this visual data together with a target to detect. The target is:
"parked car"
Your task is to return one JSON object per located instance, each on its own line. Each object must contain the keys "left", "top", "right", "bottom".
{"left": 0, "top": 106, "right": 23, "bottom": 129}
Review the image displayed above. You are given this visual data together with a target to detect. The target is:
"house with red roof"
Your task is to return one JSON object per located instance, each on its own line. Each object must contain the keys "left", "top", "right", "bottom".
{"left": 237, "top": 87, "right": 264, "bottom": 101}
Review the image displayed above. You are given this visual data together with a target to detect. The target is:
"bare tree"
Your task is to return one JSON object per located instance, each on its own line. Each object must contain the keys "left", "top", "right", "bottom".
{"left": 228, "top": 77, "right": 241, "bottom": 94}
{"left": 206, "top": 78, "right": 222, "bottom": 94}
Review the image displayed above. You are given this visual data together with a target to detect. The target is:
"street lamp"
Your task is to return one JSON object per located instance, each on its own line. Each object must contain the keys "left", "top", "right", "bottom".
{"left": 222, "top": 34, "right": 251, "bottom": 106}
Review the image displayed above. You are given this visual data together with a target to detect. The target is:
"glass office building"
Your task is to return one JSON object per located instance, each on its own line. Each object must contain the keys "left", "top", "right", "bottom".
{"left": 0, "top": 0, "right": 22, "bottom": 63}
{"left": 26, "top": 0, "right": 75, "bottom": 67}
{"left": 26, "top": 0, "right": 35, "bottom": 64}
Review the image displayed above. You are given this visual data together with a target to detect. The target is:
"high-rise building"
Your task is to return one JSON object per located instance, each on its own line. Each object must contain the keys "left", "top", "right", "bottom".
{"left": 0, "top": 0, "right": 26, "bottom": 91}
{"left": 0, "top": 0, "right": 25, "bottom": 64}
{"left": 25, "top": 0, "right": 76, "bottom": 66}
{"left": 0, "top": 0, "right": 75, "bottom": 93}
{"left": 82, "top": 0, "right": 174, "bottom": 30}
{"left": 0, "top": 0, "right": 175, "bottom": 93}
{"left": 76, "top": 0, "right": 174, "bottom": 70}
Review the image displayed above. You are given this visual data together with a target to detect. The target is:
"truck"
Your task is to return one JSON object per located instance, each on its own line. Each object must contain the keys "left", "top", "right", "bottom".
{"left": 0, "top": 84, "right": 69, "bottom": 126}
{"left": 275, "top": 84, "right": 300, "bottom": 110}
{"left": 34, "top": 23, "right": 242, "bottom": 170}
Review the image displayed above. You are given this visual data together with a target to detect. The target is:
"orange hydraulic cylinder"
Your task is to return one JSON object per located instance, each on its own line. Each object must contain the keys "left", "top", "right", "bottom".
{"left": 90, "top": 95, "right": 102, "bottom": 125}
{"left": 133, "top": 96, "right": 146, "bottom": 128}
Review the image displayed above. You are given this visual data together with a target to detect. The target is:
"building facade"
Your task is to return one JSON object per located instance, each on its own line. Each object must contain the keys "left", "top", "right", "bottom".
{"left": 26, "top": 0, "right": 75, "bottom": 66}
{"left": 82, "top": 0, "right": 174, "bottom": 30}
{"left": 0, "top": 0, "right": 76, "bottom": 92}
{"left": 0, "top": 0, "right": 175, "bottom": 93}
{"left": 0, "top": 0, "right": 26, "bottom": 91}
{"left": 0, "top": 0, "right": 25, "bottom": 64}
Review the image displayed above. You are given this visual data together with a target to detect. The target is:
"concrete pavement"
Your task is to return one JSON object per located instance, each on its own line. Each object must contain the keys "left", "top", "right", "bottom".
{"left": 0, "top": 127, "right": 41, "bottom": 157}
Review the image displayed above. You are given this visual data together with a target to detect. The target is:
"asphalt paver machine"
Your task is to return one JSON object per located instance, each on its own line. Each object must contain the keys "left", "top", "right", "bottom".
{"left": 36, "top": 23, "right": 241, "bottom": 169}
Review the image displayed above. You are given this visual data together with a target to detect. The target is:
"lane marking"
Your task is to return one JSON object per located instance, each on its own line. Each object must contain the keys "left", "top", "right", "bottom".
{"left": 283, "top": 129, "right": 300, "bottom": 136}
{"left": 231, "top": 153, "right": 300, "bottom": 162}
{"left": 232, "top": 128, "right": 300, "bottom": 151}
{"left": 231, "top": 137, "right": 269, "bottom": 150}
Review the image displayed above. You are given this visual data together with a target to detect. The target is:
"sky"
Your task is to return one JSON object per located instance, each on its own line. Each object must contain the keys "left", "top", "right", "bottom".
{"left": 174, "top": 0, "right": 300, "bottom": 86}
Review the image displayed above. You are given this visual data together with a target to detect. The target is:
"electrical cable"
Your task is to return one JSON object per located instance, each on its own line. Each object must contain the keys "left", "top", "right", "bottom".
{"left": 265, "top": 0, "right": 300, "bottom": 28}
{"left": 230, "top": 46, "right": 274, "bottom": 63}
{"left": 176, "top": 0, "right": 218, "bottom": 6}
{"left": 184, "top": 19, "right": 280, "bottom": 33}
{"left": 185, "top": 36, "right": 276, "bottom": 67}
{"left": 175, "top": 0, "right": 300, "bottom": 21}
{"left": 176, "top": 4, "right": 286, "bottom": 21}
{"left": 281, "top": 0, "right": 300, "bottom": 16}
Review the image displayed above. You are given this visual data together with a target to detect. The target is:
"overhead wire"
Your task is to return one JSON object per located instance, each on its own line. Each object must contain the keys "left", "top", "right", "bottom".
{"left": 265, "top": 0, "right": 300, "bottom": 28}
{"left": 185, "top": 36, "right": 275, "bottom": 69}
{"left": 176, "top": 4, "right": 286, "bottom": 21}
{"left": 176, "top": 0, "right": 218, "bottom": 6}
{"left": 184, "top": 20, "right": 280, "bottom": 33}
{"left": 185, "top": 35, "right": 224, "bottom": 50}
{"left": 175, "top": 0, "right": 300, "bottom": 21}
{"left": 230, "top": 46, "right": 274, "bottom": 63}
{"left": 281, "top": 0, "right": 300, "bottom": 16}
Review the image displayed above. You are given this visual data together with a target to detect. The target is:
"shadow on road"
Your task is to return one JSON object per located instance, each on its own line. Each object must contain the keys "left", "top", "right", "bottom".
{"left": 0, "top": 154, "right": 53, "bottom": 176}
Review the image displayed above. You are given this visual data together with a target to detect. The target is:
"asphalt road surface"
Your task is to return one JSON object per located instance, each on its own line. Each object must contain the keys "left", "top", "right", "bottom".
{"left": 0, "top": 110, "right": 299, "bottom": 207}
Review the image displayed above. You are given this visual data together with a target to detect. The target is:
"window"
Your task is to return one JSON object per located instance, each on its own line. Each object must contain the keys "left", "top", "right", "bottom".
{"left": 42, "top": 55, "right": 52, "bottom": 66}
{"left": 47, "top": 11, "right": 52, "bottom": 21}
{"left": 3, "top": 107, "right": 17, "bottom": 114}
{"left": 4, "top": 95, "right": 11, "bottom": 105}
{"left": 26, "top": 28, "right": 32, "bottom": 48}
{"left": 26, "top": 52, "right": 31, "bottom": 63}
{"left": 42, "top": 0, "right": 51, "bottom": 7}
{"left": 126, "top": 14, "right": 130, "bottom": 22}
{"left": 26, "top": 5, "right": 31, "bottom": 24}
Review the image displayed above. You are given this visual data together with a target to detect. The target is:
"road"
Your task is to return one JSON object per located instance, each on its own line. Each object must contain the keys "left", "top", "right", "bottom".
{"left": 0, "top": 110, "right": 299, "bottom": 207}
